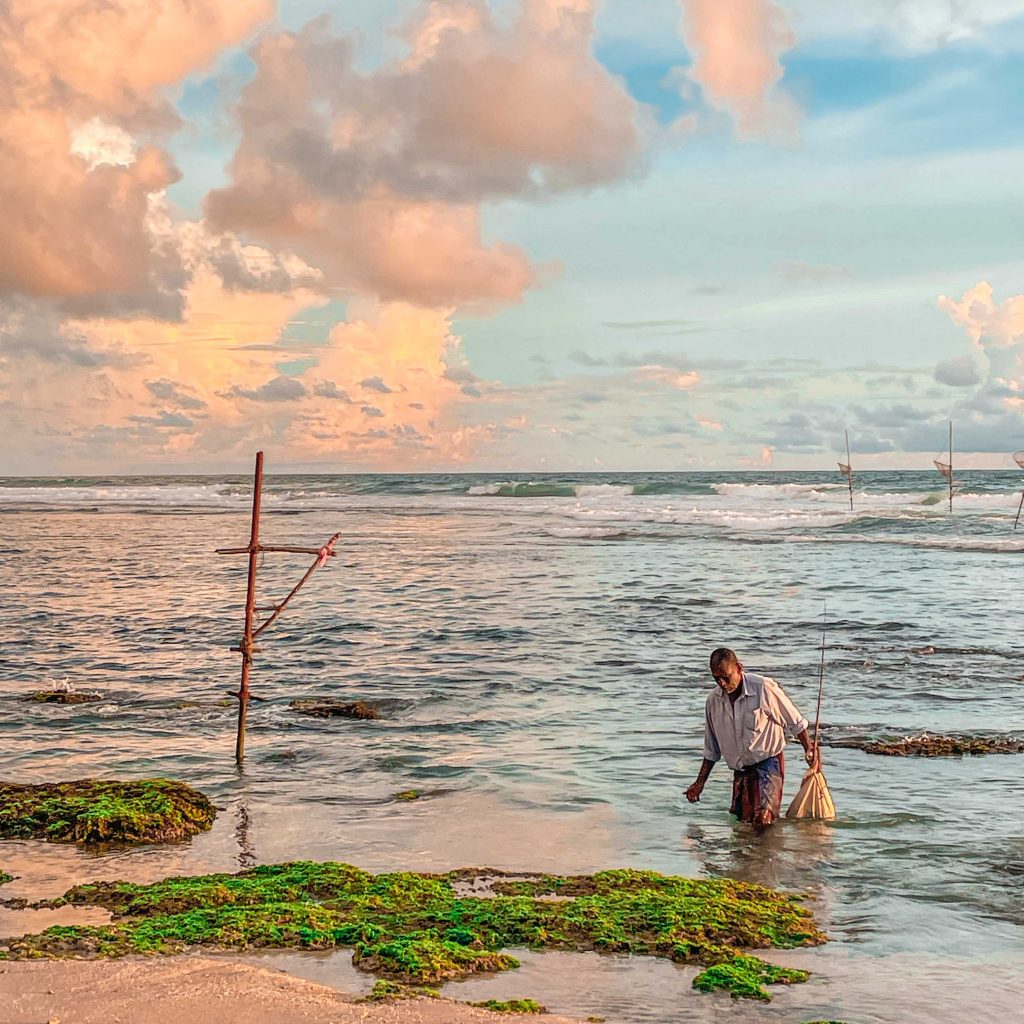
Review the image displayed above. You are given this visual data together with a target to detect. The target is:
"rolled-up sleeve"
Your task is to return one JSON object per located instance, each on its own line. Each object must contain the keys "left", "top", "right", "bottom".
{"left": 703, "top": 699, "right": 721, "bottom": 762}
{"left": 764, "top": 677, "right": 808, "bottom": 736}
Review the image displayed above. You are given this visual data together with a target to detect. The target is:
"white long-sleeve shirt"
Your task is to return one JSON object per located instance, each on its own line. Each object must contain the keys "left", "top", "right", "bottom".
{"left": 703, "top": 671, "right": 809, "bottom": 770}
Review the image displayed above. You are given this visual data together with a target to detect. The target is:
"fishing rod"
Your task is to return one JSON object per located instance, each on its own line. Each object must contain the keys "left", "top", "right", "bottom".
{"left": 813, "top": 603, "right": 826, "bottom": 757}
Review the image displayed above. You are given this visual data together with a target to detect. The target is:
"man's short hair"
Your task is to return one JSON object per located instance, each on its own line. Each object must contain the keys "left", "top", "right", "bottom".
{"left": 709, "top": 647, "right": 739, "bottom": 670}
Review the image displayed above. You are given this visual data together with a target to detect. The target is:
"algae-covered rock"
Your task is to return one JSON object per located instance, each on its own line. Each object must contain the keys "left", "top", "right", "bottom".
{"left": 359, "top": 980, "right": 440, "bottom": 1002}
{"left": 0, "top": 779, "right": 216, "bottom": 844}
{"left": 692, "top": 954, "right": 808, "bottom": 1001}
{"left": 394, "top": 790, "right": 420, "bottom": 801}
{"left": 833, "top": 733, "right": 1024, "bottom": 757}
{"left": 470, "top": 999, "right": 545, "bottom": 1013}
{"left": 0, "top": 871, "right": 11, "bottom": 886}
{"left": 289, "top": 699, "right": 381, "bottom": 720}
{"left": 0, "top": 861, "right": 825, "bottom": 1001}
{"left": 23, "top": 689, "right": 102, "bottom": 704}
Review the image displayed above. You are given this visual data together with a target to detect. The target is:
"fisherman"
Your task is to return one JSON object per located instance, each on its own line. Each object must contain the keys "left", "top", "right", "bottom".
{"left": 685, "top": 648, "right": 819, "bottom": 831}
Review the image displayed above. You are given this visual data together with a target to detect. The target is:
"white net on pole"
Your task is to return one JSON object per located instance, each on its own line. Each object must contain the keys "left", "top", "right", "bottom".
{"left": 838, "top": 462, "right": 852, "bottom": 477}
{"left": 934, "top": 459, "right": 952, "bottom": 480}
{"left": 1014, "top": 450, "right": 1024, "bottom": 470}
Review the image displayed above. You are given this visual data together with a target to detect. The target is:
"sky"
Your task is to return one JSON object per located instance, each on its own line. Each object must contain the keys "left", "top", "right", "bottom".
{"left": 1, "top": 0, "right": 1023, "bottom": 474}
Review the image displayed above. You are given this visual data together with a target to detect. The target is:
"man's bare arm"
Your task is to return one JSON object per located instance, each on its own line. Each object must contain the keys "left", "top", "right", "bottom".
{"left": 685, "top": 758, "right": 716, "bottom": 803}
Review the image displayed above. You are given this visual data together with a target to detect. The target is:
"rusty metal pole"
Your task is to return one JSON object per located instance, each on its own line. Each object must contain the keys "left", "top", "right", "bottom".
{"left": 235, "top": 451, "right": 264, "bottom": 766}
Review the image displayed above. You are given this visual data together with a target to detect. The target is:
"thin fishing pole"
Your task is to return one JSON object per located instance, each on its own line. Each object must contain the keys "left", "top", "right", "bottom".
{"left": 813, "top": 602, "right": 826, "bottom": 753}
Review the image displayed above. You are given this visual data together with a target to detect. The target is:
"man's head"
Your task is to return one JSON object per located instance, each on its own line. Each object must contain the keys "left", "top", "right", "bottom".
{"left": 709, "top": 647, "right": 743, "bottom": 693}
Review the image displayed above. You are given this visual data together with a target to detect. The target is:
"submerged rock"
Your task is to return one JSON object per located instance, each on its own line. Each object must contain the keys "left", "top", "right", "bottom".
{"left": 23, "top": 689, "right": 101, "bottom": 704}
{"left": 832, "top": 733, "right": 1024, "bottom": 757}
{"left": 1, "top": 862, "right": 825, "bottom": 1001}
{"left": 0, "top": 779, "right": 216, "bottom": 844}
{"left": 289, "top": 698, "right": 381, "bottom": 720}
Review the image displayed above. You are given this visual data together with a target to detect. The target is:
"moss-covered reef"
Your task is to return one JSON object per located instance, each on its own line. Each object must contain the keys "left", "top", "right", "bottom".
{"left": 833, "top": 733, "right": 1024, "bottom": 757}
{"left": 1, "top": 862, "right": 824, "bottom": 1001}
{"left": 289, "top": 699, "right": 381, "bottom": 720}
{"left": 0, "top": 779, "right": 216, "bottom": 844}
{"left": 470, "top": 999, "right": 545, "bottom": 1013}
{"left": 359, "top": 980, "right": 440, "bottom": 1002}
{"left": 23, "top": 689, "right": 101, "bottom": 704}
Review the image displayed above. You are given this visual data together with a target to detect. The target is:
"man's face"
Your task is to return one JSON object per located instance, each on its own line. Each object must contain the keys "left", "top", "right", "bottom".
{"left": 711, "top": 660, "right": 743, "bottom": 693}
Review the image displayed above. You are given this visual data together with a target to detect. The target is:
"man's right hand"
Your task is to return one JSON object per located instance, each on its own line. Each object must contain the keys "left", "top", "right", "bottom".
{"left": 685, "top": 782, "right": 704, "bottom": 803}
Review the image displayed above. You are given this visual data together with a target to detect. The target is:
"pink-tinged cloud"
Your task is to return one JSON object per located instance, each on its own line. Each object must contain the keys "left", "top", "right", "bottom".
{"left": 937, "top": 283, "right": 1024, "bottom": 418}
{"left": 677, "top": 0, "right": 799, "bottom": 139}
{"left": 207, "top": 0, "right": 645, "bottom": 307}
{"left": 696, "top": 414, "right": 723, "bottom": 430}
{"left": 0, "top": 1, "right": 273, "bottom": 300}
{"left": 213, "top": 184, "right": 536, "bottom": 309}
{"left": 637, "top": 366, "right": 700, "bottom": 390}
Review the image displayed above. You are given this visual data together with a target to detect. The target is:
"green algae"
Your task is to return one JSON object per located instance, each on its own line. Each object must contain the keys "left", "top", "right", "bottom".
{"left": 691, "top": 954, "right": 809, "bottom": 1001}
{"left": 470, "top": 999, "right": 544, "bottom": 1013}
{"left": 0, "top": 779, "right": 216, "bottom": 844}
{"left": 394, "top": 790, "right": 420, "bottom": 801}
{"left": 0, "top": 871, "right": 11, "bottom": 886}
{"left": 359, "top": 980, "right": 440, "bottom": 1001}
{"left": 1, "top": 862, "right": 824, "bottom": 1001}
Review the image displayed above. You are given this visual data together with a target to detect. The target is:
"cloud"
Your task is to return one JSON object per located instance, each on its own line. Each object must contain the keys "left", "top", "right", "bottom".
{"left": 207, "top": 1, "right": 646, "bottom": 308}
{"left": 360, "top": 376, "right": 394, "bottom": 394}
{"left": 636, "top": 366, "right": 700, "bottom": 390}
{"left": 312, "top": 381, "right": 352, "bottom": 401}
{"left": 0, "top": 1, "right": 273, "bottom": 302}
{"left": 787, "top": 0, "right": 1024, "bottom": 53}
{"left": 676, "top": 0, "right": 800, "bottom": 140}
{"left": 569, "top": 350, "right": 607, "bottom": 366}
{"left": 0, "top": 302, "right": 142, "bottom": 368}
{"left": 932, "top": 283, "right": 1024, "bottom": 448}
{"left": 144, "top": 378, "right": 208, "bottom": 410}
{"left": 775, "top": 260, "right": 853, "bottom": 287}
{"left": 223, "top": 376, "right": 309, "bottom": 402}
{"left": 934, "top": 355, "right": 982, "bottom": 388}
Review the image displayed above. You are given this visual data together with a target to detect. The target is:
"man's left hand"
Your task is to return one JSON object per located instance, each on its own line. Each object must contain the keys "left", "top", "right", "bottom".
{"left": 804, "top": 744, "right": 821, "bottom": 770}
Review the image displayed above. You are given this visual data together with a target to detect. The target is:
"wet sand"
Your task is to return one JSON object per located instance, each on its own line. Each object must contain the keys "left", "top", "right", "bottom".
{"left": 0, "top": 958, "right": 582, "bottom": 1024}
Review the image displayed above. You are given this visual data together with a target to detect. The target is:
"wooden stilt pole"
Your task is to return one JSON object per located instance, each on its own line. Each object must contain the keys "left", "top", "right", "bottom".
{"left": 217, "top": 451, "right": 340, "bottom": 765}
{"left": 1015, "top": 489, "right": 1024, "bottom": 531}
{"left": 235, "top": 451, "right": 263, "bottom": 766}
{"left": 948, "top": 421, "right": 954, "bottom": 514}
{"left": 845, "top": 430, "right": 853, "bottom": 512}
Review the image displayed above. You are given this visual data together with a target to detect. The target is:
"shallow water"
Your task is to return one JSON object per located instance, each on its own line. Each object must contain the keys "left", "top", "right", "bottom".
{"left": 1, "top": 470, "right": 1022, "bottom": 1022}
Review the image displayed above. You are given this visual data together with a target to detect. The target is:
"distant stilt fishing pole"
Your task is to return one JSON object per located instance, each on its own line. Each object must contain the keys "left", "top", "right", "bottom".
{"left": 1013, "top": 451, "right": 1024, "bottom": 530}
{"left": 838, "top": 430, "right": 854, "bottom": 511}
{"left": 934, "top": 420, "right": 956, "bottom": 513}
{"left": 216, "top": 451, "right": 340, "bottom": 765}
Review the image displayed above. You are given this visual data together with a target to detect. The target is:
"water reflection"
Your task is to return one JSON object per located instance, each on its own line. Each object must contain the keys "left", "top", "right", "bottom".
{"left": 235, "top": 802, "right": 256, "bottom": 870}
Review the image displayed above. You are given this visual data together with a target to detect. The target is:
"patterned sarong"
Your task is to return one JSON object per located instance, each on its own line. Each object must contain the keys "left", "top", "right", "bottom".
{"left": 731, "top": 751, "right": 785, "bottom": 831}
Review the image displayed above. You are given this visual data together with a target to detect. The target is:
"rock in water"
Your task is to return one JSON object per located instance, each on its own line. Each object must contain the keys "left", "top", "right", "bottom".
{"left": 0, "top": 779, "right": 216, "bottom": 844}
{"left": 289, "top": 699, "right": 381, "bottom": 720}
{"left": 24, "top": 690, "right": 102, "bottom": 704}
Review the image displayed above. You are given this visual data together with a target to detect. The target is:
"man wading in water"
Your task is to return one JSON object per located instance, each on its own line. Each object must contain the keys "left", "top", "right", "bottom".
{"left": 685, "top": 648, "right": 819, "bottom": 831}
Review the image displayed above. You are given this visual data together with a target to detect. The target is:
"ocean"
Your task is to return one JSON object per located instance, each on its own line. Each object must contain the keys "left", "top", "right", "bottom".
{"left": 1, "top": 469, "right": 1022, "bottom": 1022}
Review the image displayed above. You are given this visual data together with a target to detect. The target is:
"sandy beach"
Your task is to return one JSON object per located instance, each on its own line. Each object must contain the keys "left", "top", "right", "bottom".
{"left": 0, "top": 958, "right": 582, "bottom": 1024}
